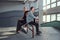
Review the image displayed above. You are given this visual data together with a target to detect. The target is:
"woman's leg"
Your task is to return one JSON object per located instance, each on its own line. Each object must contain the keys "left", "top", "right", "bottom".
{"left": 16, "top": 20, "right": 27, "bottom": 34}
{"left": 16, "top": 20, "right": 23, "bottom": 32}
{"left": 16, "top": 20, "right": 26, "bottom": 32}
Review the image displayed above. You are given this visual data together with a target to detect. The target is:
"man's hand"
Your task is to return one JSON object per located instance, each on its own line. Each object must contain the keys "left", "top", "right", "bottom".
{"left": 35, "top": 16, "right": 39, "bottom": 23}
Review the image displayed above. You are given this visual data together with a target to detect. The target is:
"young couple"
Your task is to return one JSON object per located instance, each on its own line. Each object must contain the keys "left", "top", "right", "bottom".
{"left": 16, "top": 7, "right": 41, "bottom": 35}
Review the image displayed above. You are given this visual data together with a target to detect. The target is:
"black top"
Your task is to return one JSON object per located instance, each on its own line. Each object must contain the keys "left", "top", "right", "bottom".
{"left": 22, "top": 11, "right": 29, "bottom": 23}
{"left": 23, "top": 13, "right": 26, "bottom": 23}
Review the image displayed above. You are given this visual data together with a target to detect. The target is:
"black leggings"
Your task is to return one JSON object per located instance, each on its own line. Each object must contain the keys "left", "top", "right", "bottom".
{"left": 28, "top": 21, "right": 39, "bottom": 33}
{"left": 16, "top": 20, "right": 39, "bottom": 33}
{"left": 16, "top": 20, "right": 26, "bottom": 32}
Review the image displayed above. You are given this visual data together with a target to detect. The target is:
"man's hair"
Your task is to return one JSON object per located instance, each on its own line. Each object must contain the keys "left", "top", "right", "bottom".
{"left": 30, "top": 6, "right": 34, "bottom": 10}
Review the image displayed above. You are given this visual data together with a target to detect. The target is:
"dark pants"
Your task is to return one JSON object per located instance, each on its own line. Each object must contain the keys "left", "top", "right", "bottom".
{"left": 16, "top": 20, "right": 39, "bottom": 33}
{"left": 28, "top": 21, "right": 39, "bottom": 33}
{"left": 16, "top": 20, "right": 26, "bottom": 32}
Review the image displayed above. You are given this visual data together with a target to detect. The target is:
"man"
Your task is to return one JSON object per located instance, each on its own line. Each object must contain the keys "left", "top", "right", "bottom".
{"left": 26, "top": 7, "right": 41, "bottom": 35}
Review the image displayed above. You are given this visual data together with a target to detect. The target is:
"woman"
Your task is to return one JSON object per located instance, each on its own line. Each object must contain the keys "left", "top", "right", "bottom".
{"left": 16, "top": 7, "right": 29, "bottom": 34}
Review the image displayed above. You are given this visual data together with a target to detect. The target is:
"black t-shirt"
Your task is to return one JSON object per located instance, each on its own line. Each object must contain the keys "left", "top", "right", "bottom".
{"left": 22, "top": 14, "right": 26, "bottom": 23}
{"left": 23, "top": 11, "right": 29, "bottom": 23}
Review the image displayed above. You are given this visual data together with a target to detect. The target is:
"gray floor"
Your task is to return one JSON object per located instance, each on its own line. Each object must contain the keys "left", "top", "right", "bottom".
{"left": 0, "top": 27, "right": 60, "bottom": 40}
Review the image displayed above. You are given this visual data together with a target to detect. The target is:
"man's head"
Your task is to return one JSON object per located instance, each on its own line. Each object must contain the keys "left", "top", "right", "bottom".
{"left": 30, "top": 7, "right": 35, "bottom": 13}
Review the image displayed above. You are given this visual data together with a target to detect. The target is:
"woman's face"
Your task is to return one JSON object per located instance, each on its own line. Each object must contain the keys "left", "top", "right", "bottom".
{"left": 24, "top": 7, "right": 27, "bottom": 12}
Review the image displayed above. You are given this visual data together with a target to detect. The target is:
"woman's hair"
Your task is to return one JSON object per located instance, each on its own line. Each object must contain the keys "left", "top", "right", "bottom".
{"left": 23, "top": 11, "right": 29, "bottom": 19}
{"left": 24, "top": 11, "right": 29, "bottom": 16}
{"left": 25, "top": 11, "right": 29, "bottom": 13}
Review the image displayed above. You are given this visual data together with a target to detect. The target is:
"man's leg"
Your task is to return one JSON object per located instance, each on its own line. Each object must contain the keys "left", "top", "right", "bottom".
{"left": 29, "top": 21, "right": 41, "bottom": 35}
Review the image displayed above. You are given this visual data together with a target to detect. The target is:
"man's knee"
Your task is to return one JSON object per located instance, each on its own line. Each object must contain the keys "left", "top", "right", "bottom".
{"left": 35, "top": 22, "right": 38, "bottom": 25}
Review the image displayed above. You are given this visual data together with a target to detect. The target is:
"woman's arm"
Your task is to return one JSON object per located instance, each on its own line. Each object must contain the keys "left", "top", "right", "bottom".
{"left": 18, "top": 17, "right": 24, "bottom": 20}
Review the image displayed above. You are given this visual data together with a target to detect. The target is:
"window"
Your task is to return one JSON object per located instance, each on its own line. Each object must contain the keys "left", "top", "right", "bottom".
{"left": 47, "top": 15, "right": 50, "bottom": 22}
{"left": 47, "top": 0, "right": 50, "bottom": 4}
{"left": 51, "top": 14, "right": 56, "bottom": 21}
{"left": 57, "top": 1, "right": 60, "bottom": 6}
{"left": 43, "top": 7, "right": 46, "bottom": 10}
{"left": 51, "top": 0, "right": 56, "bottom": 3}
{"left": 47, "top": 5, "right": 50, "bottom": 9}
{"left": 57, "top": 0, "right": 60, "bottom": 2}
{"left": 57, "top": 14, "right": 60, "bottom": 21}
{"left": 43, "top": 15, "right": 46, "bottom": 22}
{"left": 51, "top": 3, "right": 56, "bottom": 8}
{"left": 43, "top": 0, "right": 46, "bottom": 6}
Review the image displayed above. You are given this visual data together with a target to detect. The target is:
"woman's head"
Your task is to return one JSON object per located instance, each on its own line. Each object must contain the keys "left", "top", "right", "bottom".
{"left": 24, "top": 7, "right": 28, "bottom": 12}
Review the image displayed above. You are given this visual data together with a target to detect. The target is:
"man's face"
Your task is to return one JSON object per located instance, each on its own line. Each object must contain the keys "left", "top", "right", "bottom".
{"left": 32, "top": 8, "right": 35, "bottom": 12}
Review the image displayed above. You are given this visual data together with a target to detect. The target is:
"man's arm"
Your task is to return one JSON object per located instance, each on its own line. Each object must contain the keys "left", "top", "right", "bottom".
{"left": 30, "top": 12, "right": 36, "bottom": 19}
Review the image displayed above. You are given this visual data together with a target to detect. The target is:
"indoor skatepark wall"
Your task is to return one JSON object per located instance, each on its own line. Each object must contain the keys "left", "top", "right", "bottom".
{"left": 0, "top": 2, "right": 38, "bottom": 27}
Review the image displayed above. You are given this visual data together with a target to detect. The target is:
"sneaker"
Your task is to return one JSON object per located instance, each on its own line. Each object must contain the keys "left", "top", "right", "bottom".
{"left": 16, "top": 30, "right": 20, "bottom": 34}
{"left": 21, "top": 28, "right": 27, "bottom": 34}
{"left": 36, "top": 31, "right": 42, "bottom": 36}
{"left": 16, "top": 32, "right": 19, "bottom": 34}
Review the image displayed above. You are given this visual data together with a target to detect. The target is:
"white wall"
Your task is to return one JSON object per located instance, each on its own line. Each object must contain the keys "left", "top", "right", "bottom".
{"left": 0, "top": 2, "right": 39, "bottom": 13}
{"left": 0, "top": 2, "right": 24, "bottom": 13}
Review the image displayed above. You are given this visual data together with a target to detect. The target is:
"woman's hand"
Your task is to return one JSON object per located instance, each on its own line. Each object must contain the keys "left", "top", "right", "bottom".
{"left": 19, "top": 17, "right": 24, "bottom": 20}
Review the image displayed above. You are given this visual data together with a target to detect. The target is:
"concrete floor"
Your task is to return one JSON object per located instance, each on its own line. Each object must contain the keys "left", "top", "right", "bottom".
{"left": 0, "top": 27, "right": 60, "bottom": 40}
